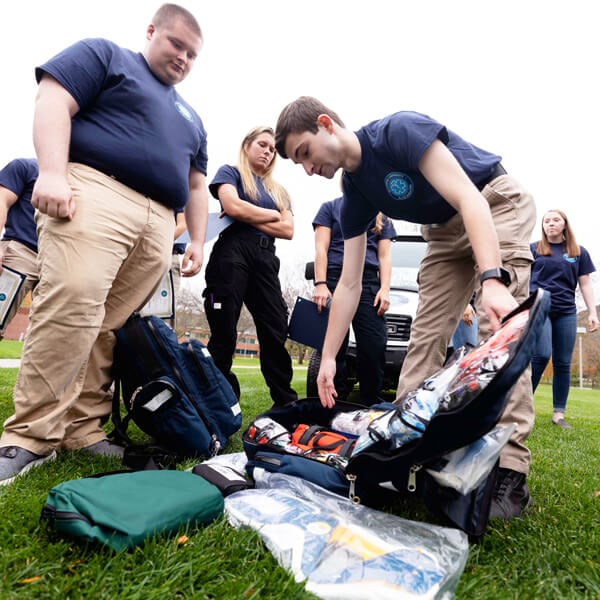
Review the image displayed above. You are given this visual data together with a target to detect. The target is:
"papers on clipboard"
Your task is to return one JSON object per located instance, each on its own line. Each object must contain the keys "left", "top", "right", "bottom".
{"left": 174, "top": 212, "right": 234, "bottom": 245}
{"left": 0, "top": 265, "right": 26, "bottom": 329}
{"left": 175, "top": 211, "right": 234, "bottom": 244}
{"left": 139, "top": 270, "right": 175, "bottom": 319}
{"left": 287, "top": 296, "right": 330, "bottom": 351}
{"left": 206, "top": 212, "right": 234, "bottom": 241}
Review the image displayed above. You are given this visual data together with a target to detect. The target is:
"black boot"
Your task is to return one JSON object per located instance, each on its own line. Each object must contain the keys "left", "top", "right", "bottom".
{"left": 489, "top": 467, "right": 533, "bottom": 520}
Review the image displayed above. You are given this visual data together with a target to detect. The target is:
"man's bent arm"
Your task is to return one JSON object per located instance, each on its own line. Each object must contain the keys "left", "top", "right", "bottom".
{"left": 419, "top": 140, "right": 517, "bottom": 329}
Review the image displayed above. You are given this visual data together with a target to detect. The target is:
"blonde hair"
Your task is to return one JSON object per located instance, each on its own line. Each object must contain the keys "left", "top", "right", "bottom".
{"left": 238, "top": 126, "right": 291, "bottom": 211}
{"left": 536, "top": 209, "right": 580, "bottom": 257}
{"left": 370, "top": 213, "right": 387, "bottom": 235}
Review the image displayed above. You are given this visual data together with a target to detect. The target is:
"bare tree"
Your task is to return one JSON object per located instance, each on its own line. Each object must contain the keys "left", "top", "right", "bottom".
{"left": 175, "top": 286, "right": 206, "bottom": 337}
{"left": 280, "top": 262, "right": 314, "bottom": 364}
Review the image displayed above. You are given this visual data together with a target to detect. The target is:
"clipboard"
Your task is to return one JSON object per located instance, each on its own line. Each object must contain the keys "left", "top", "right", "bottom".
{"left": 172, "top": 212, "right": 234, "bottom": 245}
{"left": 206, "top": 212, "right": 234, "bottom": 241}
{"left": 139, "top": 270, "right": 175, "bottom": 320}
{"left": 0, "top": 265, "right": 26, "bottom": 330}
{"left": 287, "top": 296, "right": 329, "bottom": 351}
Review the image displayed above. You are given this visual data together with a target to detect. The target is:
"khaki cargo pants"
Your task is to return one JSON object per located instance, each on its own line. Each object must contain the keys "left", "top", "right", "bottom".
{"left": 396, "top": 174, "right": 536, "bottom": 475}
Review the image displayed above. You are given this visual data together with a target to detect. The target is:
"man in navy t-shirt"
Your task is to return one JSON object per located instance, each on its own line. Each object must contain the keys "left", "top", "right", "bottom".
{"left": 0, "top": 4, "right": 208, "bottom": 486}
{"left": 0, "top": 158, "right": 39, "bottom": 339}
{"left": 275, "top": 96, "right": 536, "bottom": 521}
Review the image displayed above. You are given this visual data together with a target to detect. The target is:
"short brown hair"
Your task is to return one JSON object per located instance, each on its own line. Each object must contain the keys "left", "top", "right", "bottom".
{"left": 275, "top": 96, "right": 344, "bottom": 158}
{"left": 152, "top": 3, "right": 202, "bottom": 37}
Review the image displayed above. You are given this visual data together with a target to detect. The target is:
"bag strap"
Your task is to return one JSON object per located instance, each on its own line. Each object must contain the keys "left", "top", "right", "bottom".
{"left": 296, "top": 425, "right": 322, "bottom": 446}
{"left": 294, "top": 424, "right": 355, "bottom": 458}
{"left": 108, "top": 375, "right": 136, "bottom": 447}
{"left": 122, "top": 444, "right": 180, "bottom": 470}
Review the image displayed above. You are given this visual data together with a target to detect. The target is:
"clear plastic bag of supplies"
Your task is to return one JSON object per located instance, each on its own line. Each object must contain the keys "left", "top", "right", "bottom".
{"left": 352, "top": 360, "right": 462, "bottom": 456}
{"left": 424, "top": 423, "right": 516, "bottom": 495}
{"left": 353, "top": 308, "right": 531, "bottom": 457}
{"left": 225, "top": 470, "right": 469, "bottom": 600}
{"left": 329, "top": 408, "right": 388, "bottom": 437}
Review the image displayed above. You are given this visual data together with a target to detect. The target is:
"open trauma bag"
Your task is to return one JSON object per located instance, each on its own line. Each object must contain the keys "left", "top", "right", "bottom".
{"left": 244, "top": 290, "right": 550, "bottom": 536}
{"left": 111, "top": 314, "right": 242, "bottom": 459}
{"left": 41, "top": 470, "right": 224, "bottom": 551}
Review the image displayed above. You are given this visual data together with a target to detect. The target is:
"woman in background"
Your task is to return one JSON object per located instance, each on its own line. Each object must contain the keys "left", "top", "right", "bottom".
{"left": 312, "top": 198, "right": 396, "bottom": 404}
{"left": 203, "top": 126, "right": 297, "bottom": 406}
{"left": 530, "top": 209, "right": 598, "bottom": 429}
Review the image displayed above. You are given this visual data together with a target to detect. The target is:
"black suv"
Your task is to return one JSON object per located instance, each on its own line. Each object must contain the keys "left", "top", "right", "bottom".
{"left": 305, "top": 233, "right": 426, "bottom": 396}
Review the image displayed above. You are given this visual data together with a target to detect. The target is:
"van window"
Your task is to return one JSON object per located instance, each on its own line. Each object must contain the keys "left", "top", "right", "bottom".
{"left": 390, "top": 236, "right": 426, "bottom": 289}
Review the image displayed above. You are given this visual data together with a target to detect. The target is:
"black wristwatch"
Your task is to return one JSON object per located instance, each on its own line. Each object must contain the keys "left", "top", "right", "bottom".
{"left": 479, "top": 267, "right": 511, "bottom": 286}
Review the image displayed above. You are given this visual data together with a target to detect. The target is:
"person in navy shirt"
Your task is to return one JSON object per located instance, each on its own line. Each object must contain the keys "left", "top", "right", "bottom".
{"left": 0, "top": 158, "right": 39, "bottom": 339}
{"left": 203, "top": 126, "right": 297, "bottom": 406}
{"left": 312, "top": 198, "right": 396, "bottom": 404}
{"left": 530, "top": 209, "right": 599, "bottom": 429}
{"left": 275, "top": 96, "right": 536, "bottom": 520}
{"left": 0, "top": 4, "right": 208, "bottom": 486}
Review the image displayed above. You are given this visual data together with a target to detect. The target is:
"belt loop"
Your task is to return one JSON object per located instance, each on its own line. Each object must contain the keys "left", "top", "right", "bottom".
{"left": 259, "top": 236, "right": 270, "bottom": 249}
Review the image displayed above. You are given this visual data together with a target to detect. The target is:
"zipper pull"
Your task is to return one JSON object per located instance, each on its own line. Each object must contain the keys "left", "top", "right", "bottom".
{"left": 130, "top": 386, "right": 143, "bottom": 405}
{"left": 347, "top": 474, "right": 361, "bottom": 504}
{"left": 210, "top": 435, "right": 221, "bottom": 457}
{"left": 407, "top": 464, "right": 422, "bottom": 493}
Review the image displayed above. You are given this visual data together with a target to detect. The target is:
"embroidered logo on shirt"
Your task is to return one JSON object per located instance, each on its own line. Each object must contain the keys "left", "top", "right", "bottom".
{"left": 175, "top": 101, "right": 194, "bottom": 122}
{"left": 562, "top": 253, "right": 577, "bottom": 263}
{"left": 385, "top": 172, "right": 414, "bottom": 200}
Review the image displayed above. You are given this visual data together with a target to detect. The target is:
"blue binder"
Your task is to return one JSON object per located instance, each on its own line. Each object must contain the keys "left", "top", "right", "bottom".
{"left": 287, "top": 296, "right": 330, "bottom": 351}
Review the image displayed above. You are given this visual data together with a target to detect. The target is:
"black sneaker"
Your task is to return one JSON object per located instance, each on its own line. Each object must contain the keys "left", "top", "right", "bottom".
{"left": 489, "top": 467, "right": 533, "bottom": 520}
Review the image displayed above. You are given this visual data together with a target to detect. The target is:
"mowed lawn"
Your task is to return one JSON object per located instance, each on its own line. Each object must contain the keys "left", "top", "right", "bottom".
{"left": 0, "top": 353, "right": 599, "bottom": 599}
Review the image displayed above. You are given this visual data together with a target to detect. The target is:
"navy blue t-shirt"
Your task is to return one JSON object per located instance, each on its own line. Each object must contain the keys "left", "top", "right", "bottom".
{"left": 36, "top": 38, "right": 208, "bottom": 209}
{"left": 0, "top": 158, "right": 38, "bottom": 251}
{"left": 209, "top": 165, "right": 279, "bottom": 239}
{"left": 530, "top": 242, "right": 596, "bottom": 314}
{"left": 340, "top": 112, "right": 501, "bottom": 239}
{"left": 313, "top": 197, "right": 396, "bottom": 271}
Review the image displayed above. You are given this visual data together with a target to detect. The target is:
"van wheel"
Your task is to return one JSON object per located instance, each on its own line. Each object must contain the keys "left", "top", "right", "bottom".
{"left": 306, "top": 350, "right": 321, "bottom": 397}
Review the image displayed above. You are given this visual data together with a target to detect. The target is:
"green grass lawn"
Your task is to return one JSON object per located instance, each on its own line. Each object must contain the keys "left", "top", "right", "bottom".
{"left": 0, "top": 340, "right": 24, "bottom": 359}
{"left": 0, "top": 363, "right": 599, "bottom": 599}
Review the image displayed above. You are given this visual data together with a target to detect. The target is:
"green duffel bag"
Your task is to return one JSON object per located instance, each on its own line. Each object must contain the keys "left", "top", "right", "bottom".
{"left": 41, "top": 470, "right": 224, "bottom": 551}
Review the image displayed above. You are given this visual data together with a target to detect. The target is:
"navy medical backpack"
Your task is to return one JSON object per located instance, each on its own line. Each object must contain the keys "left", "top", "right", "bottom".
{"left": 111, "top": 314, "right": 242, "bottom": 459}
